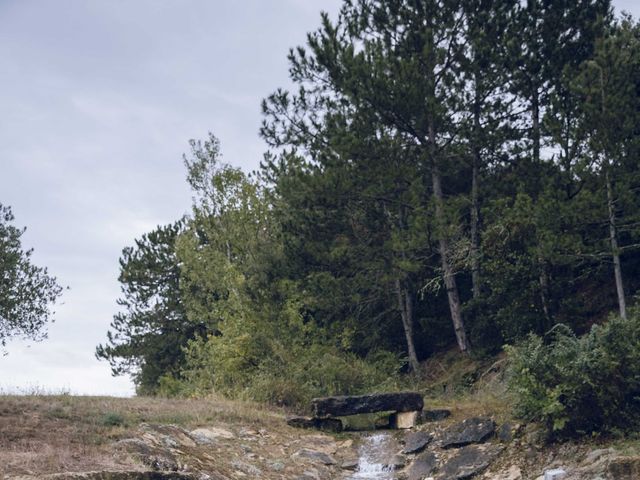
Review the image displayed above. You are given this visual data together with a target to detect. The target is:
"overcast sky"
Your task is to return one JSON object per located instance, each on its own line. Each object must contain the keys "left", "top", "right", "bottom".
{"left": 1, "top": 0, "right": 639, "bottom": 397}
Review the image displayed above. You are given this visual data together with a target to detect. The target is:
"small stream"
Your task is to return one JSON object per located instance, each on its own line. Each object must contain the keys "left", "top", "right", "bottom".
{"left": 348, "top": 433, "right": 397, "bottom": 479}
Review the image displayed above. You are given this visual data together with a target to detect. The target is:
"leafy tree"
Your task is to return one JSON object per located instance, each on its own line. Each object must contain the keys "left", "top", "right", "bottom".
{"left": 96, "top": 220, "right": 206, "bottom": 394}
{"left": 0, "top": 203, "right": 63, "bottom": 348}
{"left": 176, "top": 134, "right": 402, "bottom": 405}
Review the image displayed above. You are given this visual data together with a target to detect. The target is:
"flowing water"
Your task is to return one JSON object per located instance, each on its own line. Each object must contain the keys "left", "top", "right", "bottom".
{"left": 348, "top": 433, "right": 398, "bottom": 479}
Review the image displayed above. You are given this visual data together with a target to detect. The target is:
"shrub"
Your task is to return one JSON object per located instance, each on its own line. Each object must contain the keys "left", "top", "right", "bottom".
{"left": 506, "top": 307, "right": 640, "bottom": 438}
{"left": 177, "top": 271, "right": 404, "bottom": 410}
{"left": 156, "top": 374, "right": 186, "bottom": 398}
{"left": 100, "top": 412, "right": 125, "bottom": 427}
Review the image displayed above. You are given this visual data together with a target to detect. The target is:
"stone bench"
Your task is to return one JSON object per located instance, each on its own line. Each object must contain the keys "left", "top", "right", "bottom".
{"left": 288, "top": 392, "right": 424, "bottom": 432}
{"left": 311, "top": 391, "right": 424, "bottom": 418}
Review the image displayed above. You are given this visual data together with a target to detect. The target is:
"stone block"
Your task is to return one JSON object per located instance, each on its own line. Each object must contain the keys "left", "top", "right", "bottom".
{"left": 544, "top": 468, "right": 567, "bottom": 480}
{"left": 391, "top": 410, "right": 419, "bottom": 429}
{"left": 311, "top": 391, "right": 424, "bottom": 417}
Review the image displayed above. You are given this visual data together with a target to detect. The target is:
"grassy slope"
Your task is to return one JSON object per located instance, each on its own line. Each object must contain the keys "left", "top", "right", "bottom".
{"left": 4, "top": 350, "right": 640, "bottom": 478}
{"left": 0, "top": 394, "right": 286, "bottom": 476}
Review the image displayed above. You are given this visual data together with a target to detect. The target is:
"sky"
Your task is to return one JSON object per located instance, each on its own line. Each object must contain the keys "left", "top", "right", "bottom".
{"left": 1, "top": 0, "right": 639, "bottom": 397}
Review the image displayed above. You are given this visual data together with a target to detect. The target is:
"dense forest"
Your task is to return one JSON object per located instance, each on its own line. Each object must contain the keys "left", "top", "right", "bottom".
{"left": 97, "top": 0, "right": 640, "bottom": 421}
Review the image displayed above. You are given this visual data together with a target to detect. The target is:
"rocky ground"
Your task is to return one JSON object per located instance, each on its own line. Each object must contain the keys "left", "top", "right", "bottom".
{"left": 1, "top": 394, "right": 640, "bottom": 479}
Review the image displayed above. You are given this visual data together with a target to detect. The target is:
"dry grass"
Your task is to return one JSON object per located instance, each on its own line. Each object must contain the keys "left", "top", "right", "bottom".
{"left": 0, "top": 394, "right": 287, "bottom": 476}
{"left": 0, "top": 353, "right": 518, "bottom": 477}
{"left": 414, "top": 348, "right": 514, "bottom": 424}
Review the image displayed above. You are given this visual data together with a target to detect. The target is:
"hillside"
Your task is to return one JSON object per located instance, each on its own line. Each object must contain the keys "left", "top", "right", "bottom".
{"left": 3, "top": 357, "right": 640, "bottom": 480}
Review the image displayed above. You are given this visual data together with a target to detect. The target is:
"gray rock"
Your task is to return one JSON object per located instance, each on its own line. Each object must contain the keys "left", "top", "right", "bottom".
{"left": 544, "top": 469, "right": 566, "bottom": 480}
{"left": 292, "top": 448, "right": 337, "bottom": 465}
{"left": 231, "top": 460, "right": 262, "bottom": 476}
{"left": 440, "top": 417, "right": 496, "bottom": 449}
{"left": 437, "top": 444, "right": 503, "bottom": 480}
{"left": 311, "top": 392, "right": 424, "bottom": 417}
{"left": 268, "top": 460, "right": 285, "bottom": 471}
{"left": 340, "top": 458, "right": 359, "bottom": 471}
{"left": 498, "top": 423, "right": 514, "bottom": 442}
{"left": 385, "top": 454, "right": 406, "bottom": 469}
{"left": 402, "top": 431, "right": 433, "bottom": 454}
{"left": 421, "top": 409, "right": 452, "bottom": 422}
{"left": 406, "top": 451, "right": 437, "bottom": 480}
{"left": 583, "top": 448, "right": 616, "bottom": 465}
{"left": 607, "top": 456, "right": 640, "bottom": 479}
{"left": 189, "top": 427, "right": 234, "bottom": 444}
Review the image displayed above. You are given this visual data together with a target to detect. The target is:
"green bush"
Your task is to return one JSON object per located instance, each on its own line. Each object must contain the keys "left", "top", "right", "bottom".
{"left": 156, "top": 374, "right": 186, "bottom": 398}
{"left": 100, "top": 412, "right": 126, "bottom": 427}
{"left": 176, "top": 263, "right": 403, "bottom": 410}
{"left": 181, "top": 331, "right": 402, "bottom": 410}
{"left": 507, "top": 307, "right": 640, "bottom": 438}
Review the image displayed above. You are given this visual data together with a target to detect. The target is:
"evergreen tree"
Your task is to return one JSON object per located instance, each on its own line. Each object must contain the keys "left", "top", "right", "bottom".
{"left": 0, "top": 203, "right": 63, "bottom": 349}
{"left": 96, "top": 220, "right": 204, "bottom": 394}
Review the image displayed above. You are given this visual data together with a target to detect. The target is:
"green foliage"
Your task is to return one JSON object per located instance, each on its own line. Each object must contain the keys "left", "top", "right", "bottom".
{"left": 96, "top": 220, "right": 207, "bottom": 395}
{"left": 182, "top": 329, "right": 401, "bottom": 409}
{"left": 507, "top": 307, "right": 640, "bottom": 438}
{"left": 99, "top": 2, "right": 640, "bottom": 415}
{"left": 100, "top": 412, "right": 126, "bottom": 427}
{"left": 0, "top": 203, "right": 63, "bottom": 348}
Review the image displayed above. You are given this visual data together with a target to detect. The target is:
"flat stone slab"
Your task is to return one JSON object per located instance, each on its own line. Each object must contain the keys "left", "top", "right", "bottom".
{"left": 406, "top": 451, "right": 437, "bottom": 480}
{"left": 440, "top": 417, "right": 496, "bottom": 449}
{"left": 436, "top": 444, "right": 504, "bottom": 480}
{"left": 402, "top": 431, "right": 433, "bottom": 454}
{"left": 311, "top": 392, "right": 423, "bottom": 417}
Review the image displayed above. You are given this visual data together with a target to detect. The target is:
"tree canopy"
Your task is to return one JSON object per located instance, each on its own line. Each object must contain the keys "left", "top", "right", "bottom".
{"left": 98, "top": 1, "right": 640, "bottom": 406}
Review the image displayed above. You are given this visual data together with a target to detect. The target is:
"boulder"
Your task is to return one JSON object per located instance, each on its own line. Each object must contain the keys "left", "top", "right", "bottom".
{"left": 406, "top": 451, "right": 438, "bottom": 480}
{"left": 421, "top": 409, "right": 452, "bottom": 422}
{"left": 311, "top": 392, "right": 423, "bottom": 417}
{"left": 607, "top": 456, "right": 640, "bottom": 479}
{"left": 436, "top": 444, "right": 503, "bottom": 480}
{"left": 402, "top": 431, "right": 433, "bottom": 454}
{"left": 440, "top": 417, "right": 495, "bottom": 449}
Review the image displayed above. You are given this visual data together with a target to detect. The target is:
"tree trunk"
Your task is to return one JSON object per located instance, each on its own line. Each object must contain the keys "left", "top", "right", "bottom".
{"left": 471, "top": 78, "right": 482, "bottom": 300}
{"left": 606, "top": 169, "right": 627, "bottom": 319}
{"left": 531, "top": 84, "right": 552, "bottom": 325}
{"left": 428, "top": 124, "right": 469, "bottom": 353}
{"left": 537, "top": 252, "right": 552, "bottom": 330}
{"left": 532, "top": 83, "right": 541, "bottom": 164}
{"left": 395, "top": 278, "right": 419, "bottom": 371}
